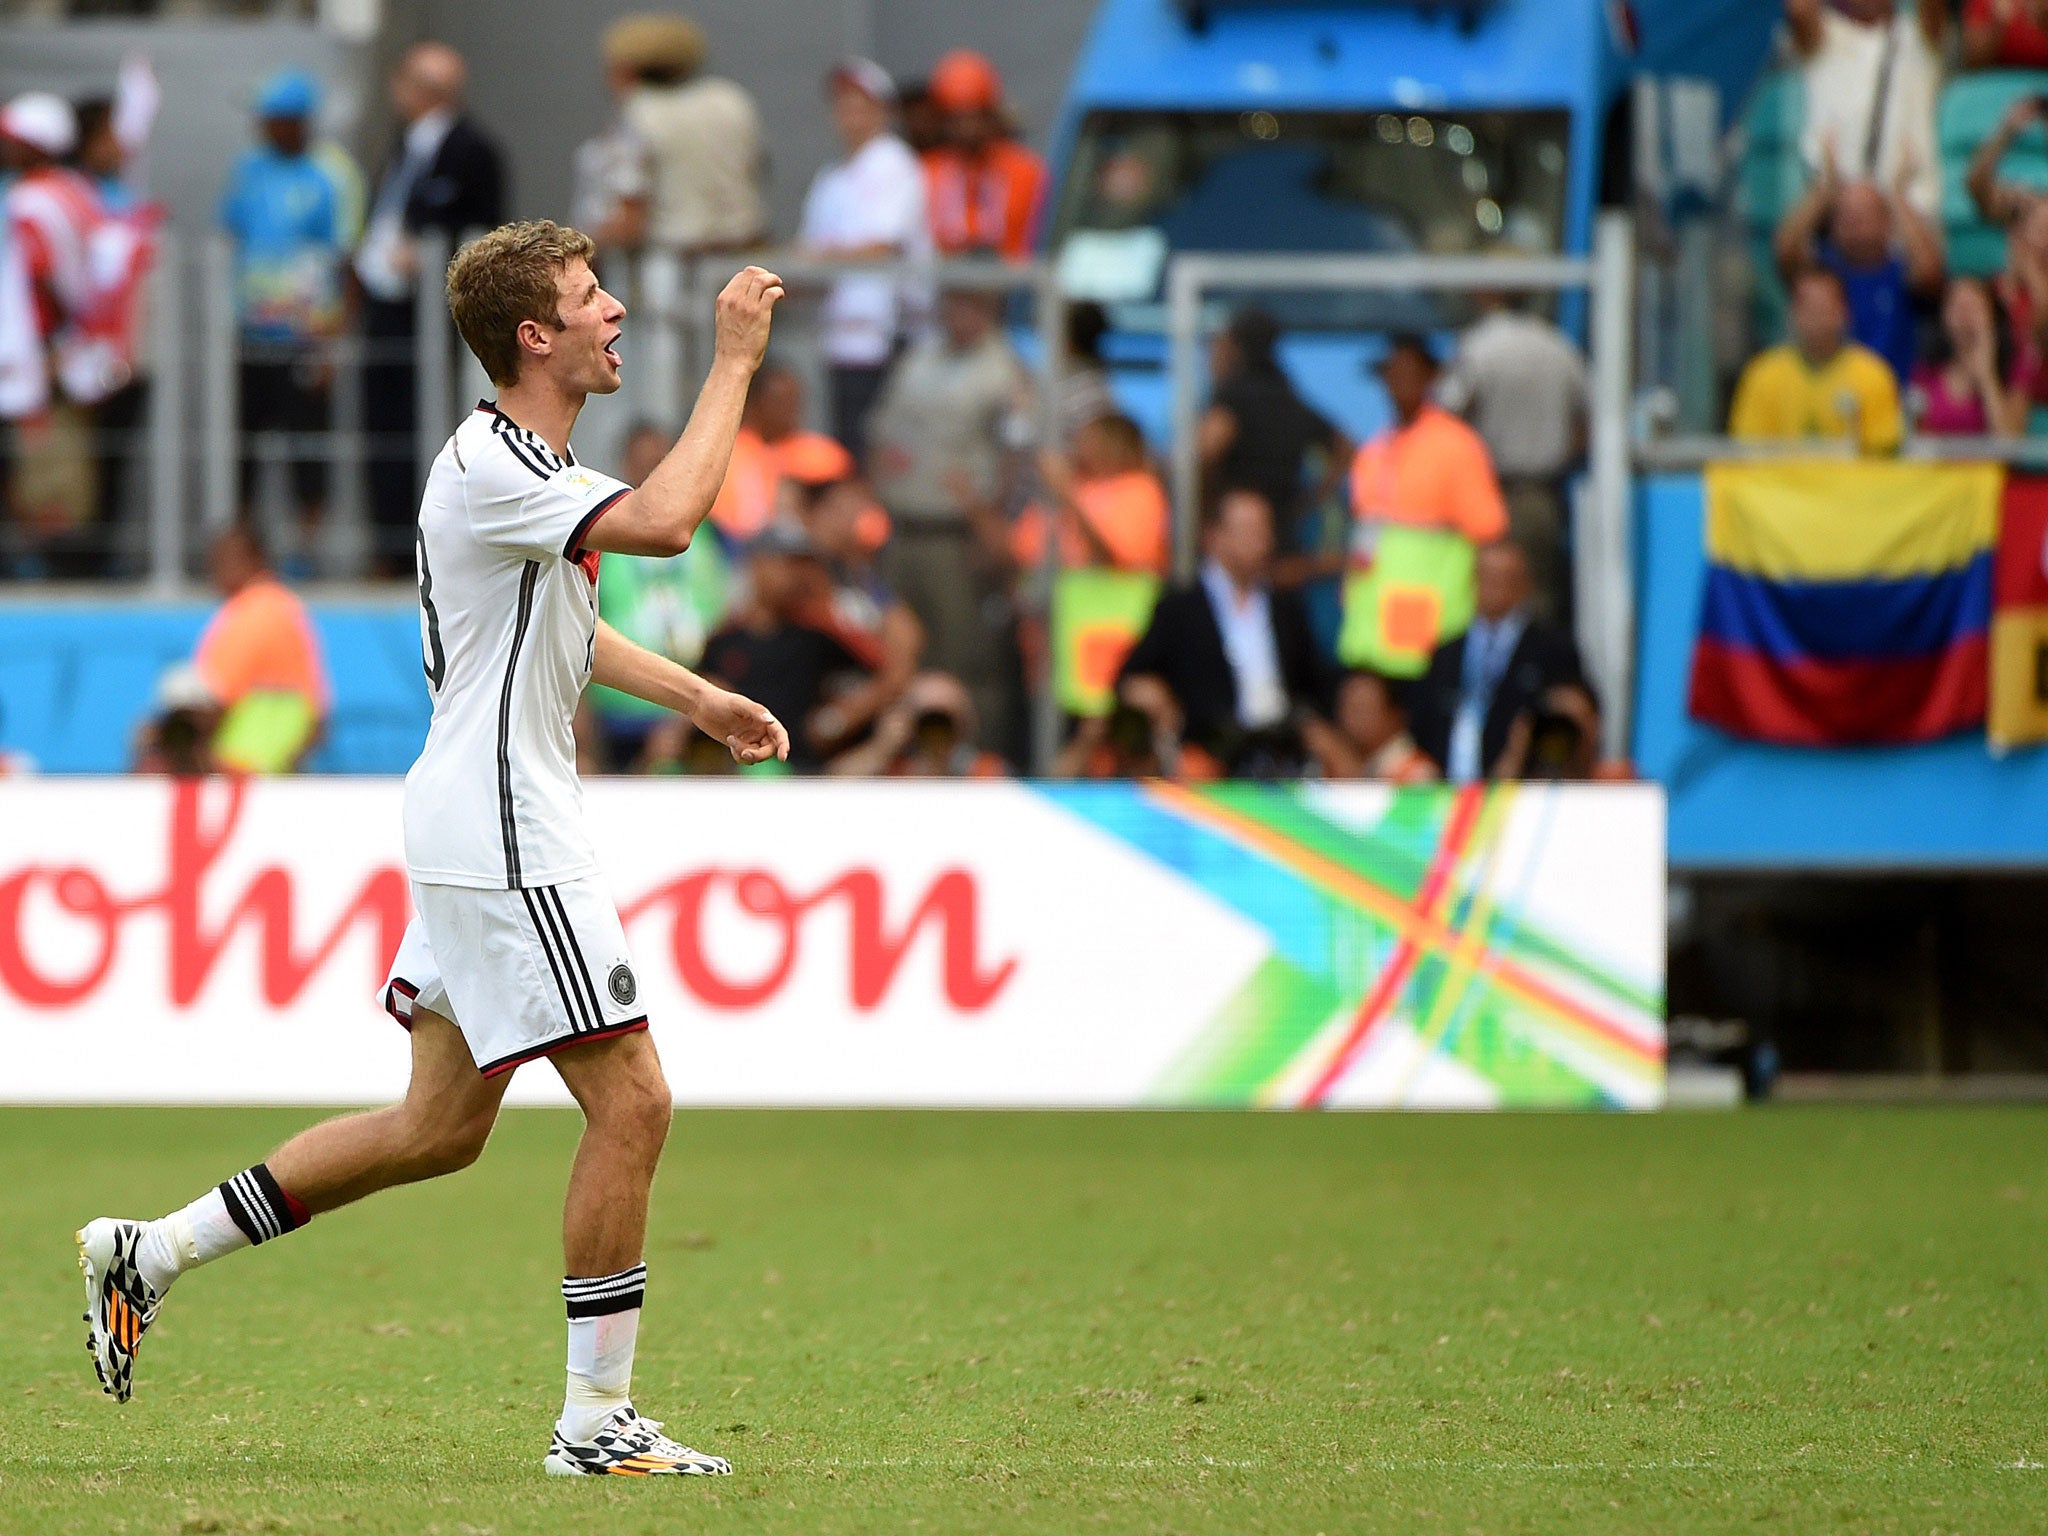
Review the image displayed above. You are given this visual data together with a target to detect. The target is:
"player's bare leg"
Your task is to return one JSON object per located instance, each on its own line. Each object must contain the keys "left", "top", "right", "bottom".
{"left": 541, "top": 1030, "right": 728, "bottom": 1476}
{"left": 76, "top": 1008, "right": 506, "bottom": 1401}
{"left": 554, "top": 1029, "right": 670, "bottom": 1273}
{"left": 267, "top": 1007, "right": 508, "bottom": 1211}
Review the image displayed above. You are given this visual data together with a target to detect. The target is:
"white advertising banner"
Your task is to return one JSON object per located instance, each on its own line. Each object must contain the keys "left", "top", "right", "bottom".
{"left": 0, "top": 778, "right": 1666, "bottom": 1109}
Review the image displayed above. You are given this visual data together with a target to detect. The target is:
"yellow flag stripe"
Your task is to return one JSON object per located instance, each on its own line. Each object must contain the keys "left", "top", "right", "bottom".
{"left": 1705, "top": 461, "right": 2002, "bottom": 582}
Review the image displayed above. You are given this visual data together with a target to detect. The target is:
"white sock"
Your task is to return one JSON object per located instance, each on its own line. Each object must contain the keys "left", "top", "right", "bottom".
{"left": 557, "top": 1264, "right": 647, "bottom": 1443}
{"left": 135, "top": 1188, "right": 250, "bottom": 1295}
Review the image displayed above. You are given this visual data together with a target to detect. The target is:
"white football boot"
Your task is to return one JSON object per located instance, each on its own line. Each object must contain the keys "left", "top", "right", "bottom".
{"left": 76, "top": 1218, "right": 163, "bottom": 1403}
{"left": 544, "top": 1405, "right": 733, "bottom": 1477}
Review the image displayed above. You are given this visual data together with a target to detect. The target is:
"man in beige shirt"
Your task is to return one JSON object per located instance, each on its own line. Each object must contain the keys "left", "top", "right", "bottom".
{"left": 867, "top": 285, "right": 1032, "bottom": 746}
{"left": 593, "top": 16, "right": 765, "bottom": 254}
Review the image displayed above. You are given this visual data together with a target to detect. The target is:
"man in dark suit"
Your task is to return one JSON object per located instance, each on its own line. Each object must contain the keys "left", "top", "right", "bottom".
{"left": 355, "top": 41, "right": 505, "bottom": 575}
{"left": 1409, "top": 538, "right": 1586, "bottom": 783}
{"left": 1117, "top": 487, "right": 1331, "bottom": 776}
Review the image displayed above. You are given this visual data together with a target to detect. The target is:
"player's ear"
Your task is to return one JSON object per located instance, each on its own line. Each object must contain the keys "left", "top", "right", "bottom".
{"left": 515, "top": 316, "right": 553, "bottom": 366}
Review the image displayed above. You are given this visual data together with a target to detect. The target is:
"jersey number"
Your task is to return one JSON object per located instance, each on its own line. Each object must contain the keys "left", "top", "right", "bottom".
{"left": 417, "top": 528, "right": 447, "bottom": 692}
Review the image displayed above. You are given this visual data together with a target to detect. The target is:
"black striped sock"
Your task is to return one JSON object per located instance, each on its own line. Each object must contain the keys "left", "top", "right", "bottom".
{"left": 562, "top": 1263, "right": 647, "bottom": 1318}
{"left": 217, "top": 1163, "right": 310, "bottom": 1246}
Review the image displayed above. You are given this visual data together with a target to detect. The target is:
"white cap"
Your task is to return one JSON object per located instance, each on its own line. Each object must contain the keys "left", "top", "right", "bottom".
{"left": 827, "top": 57, "right": 897, "bottom": 105}
{"left": 155, "top": 663, "right": 217, "bottom": 714}
{"left": 0, "top": 92, "right": 77, "bottom": 158}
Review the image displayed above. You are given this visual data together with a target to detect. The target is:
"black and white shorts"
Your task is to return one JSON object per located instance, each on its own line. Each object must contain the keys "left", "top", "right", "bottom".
{"left": 381, "top": 877, "right": 648, "bottom": 1077}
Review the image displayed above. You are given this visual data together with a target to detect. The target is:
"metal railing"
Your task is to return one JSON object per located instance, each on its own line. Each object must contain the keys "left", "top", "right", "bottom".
{"left": 1635, "top": 434, "right": 2048, "bottom": 471}
{"left": 94, "top": 219, "right": 2044, "bottom": 773}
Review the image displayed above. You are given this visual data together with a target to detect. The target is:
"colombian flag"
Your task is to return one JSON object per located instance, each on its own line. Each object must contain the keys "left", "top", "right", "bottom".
{"left": 1687, "top": 461, "right": 1998, "bottom": 745}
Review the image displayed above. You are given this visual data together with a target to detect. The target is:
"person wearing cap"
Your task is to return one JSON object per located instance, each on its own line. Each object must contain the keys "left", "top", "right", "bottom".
{"left": 920, "top": 49, "right": 1047, "bottom": 261}
{"left": 590, "top": 15, "right": 764, "bottom": 258}
{"left": 2, "top": 91, "right": 113, "bottom": 571}
{"left": 698, "top": 519, "right": 883, "bottom": 772}
{"left": 355, "top": 42, "right": 504, "bottom": 576}
{"left": 798, "top": 57, "right": 932, "bottom": 457}
{"left": 217, "top": 69, "right": 363, "bottom": 561}
{"left": 1348, "top": 334, "right": 1508, "bottom": 547}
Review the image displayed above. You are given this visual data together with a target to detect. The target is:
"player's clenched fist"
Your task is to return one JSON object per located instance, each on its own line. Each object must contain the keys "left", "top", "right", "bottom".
{"left": 713, "top": 265, "right": 784, "bottom": 372}
{"left": 692, "top": 684, "right": 791, "bottom": 766}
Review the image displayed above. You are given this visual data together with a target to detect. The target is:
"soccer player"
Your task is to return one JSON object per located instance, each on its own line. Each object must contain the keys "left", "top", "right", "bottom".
{"left": 75, "top": 220, "right": 789, "bottom": 1478}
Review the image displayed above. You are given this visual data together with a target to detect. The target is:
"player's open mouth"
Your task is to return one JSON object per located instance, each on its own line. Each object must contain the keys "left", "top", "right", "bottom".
{"left": 603, "top": 332, "right": 622, "bottom": 368}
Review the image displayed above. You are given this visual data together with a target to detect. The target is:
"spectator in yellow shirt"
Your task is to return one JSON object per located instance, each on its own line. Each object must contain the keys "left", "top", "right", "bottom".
{"left": 1729, "top": 267, "right": 1904, "bottom": 454}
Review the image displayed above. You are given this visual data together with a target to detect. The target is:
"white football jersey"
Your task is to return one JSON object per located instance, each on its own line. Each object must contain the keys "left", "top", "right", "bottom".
{"left": 402, "top": 402, "right": 630, "bottom": 890}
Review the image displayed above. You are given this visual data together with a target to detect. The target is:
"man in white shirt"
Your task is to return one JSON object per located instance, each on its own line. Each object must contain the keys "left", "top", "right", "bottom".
{"left": 1438, "top": 290, "right": 1589, "bottom": 622}
{"left": 1787, "top": 0, "right": 1947, "bottom": 217}
{"left": 79, "top": 220, "right": 789, "bottom": 1481}
{"left": 798, "top": 57, "right": 930, "bottom": 457}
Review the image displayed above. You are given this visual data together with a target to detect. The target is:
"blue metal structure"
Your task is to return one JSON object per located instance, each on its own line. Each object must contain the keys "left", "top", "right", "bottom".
{"left": 1047, "top": 0, "right": 1777, "bottom": 266}
{"left": 1038, "top": 0, "right": 1777, "bottom": 449}
{"left": 1050, "top": 0, "right": 1607, "bottom": 266}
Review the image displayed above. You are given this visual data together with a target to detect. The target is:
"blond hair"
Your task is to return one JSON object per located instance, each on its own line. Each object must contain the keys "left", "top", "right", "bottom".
{"left": 445, "top": 220, "right": 596, "bottom": 386}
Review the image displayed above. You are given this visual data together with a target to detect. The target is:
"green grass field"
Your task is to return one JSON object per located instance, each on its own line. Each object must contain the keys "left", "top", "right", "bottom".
{"left": 3, "top": 1106, "right": 2044, "bottom": 1535}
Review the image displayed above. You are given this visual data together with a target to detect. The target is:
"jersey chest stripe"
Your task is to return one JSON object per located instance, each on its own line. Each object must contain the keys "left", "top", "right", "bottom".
{"left": 492, "top": 416, "right": 554, "bottom": 481}
{"left": 497, "top": 560, "right": 541, "bottom": 887}
{"left": 517, "top": 427, "right": 565, "bottom": 473}
{"left": 520, "top": 886, "right": 593, "bottom": 1033}
{"left": 542, "top": 884, "right": 608, "bottom": 1026}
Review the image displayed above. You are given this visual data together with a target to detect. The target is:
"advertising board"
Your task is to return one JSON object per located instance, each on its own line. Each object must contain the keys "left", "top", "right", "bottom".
{"left": 0, "top": 779, "right": 1664, "bottom": 1109}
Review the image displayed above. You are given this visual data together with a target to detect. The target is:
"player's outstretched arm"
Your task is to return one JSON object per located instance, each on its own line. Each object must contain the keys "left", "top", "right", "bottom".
{"left": 591, "top": 619, "right": 789, "bottom": 765}
{"left": 582, "top": 266, "right": 785, "bottom": 559}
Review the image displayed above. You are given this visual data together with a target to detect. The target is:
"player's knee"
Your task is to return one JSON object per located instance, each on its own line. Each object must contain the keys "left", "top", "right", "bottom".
{"left": 415, "top": 1104, "right": 496, "bottom": 1176}
{"left": 598, "top": 1065, "right": 670, "bottom": 1155}
{"left": 628, "top": 1071, "right": 672, "bottom": 1154}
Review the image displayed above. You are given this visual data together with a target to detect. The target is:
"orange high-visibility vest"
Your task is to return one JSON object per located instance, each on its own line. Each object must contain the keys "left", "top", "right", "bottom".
{"left": 923, "top": 141, "right": 1047, "bottom": 260}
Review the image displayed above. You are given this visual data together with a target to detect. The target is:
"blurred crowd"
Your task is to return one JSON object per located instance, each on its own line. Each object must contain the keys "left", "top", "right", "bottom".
{"left": 12, "top": 13, "right": 1624, "bottom": 786}
{"left": 1731, "top": 0, "right": 2048, "bottom": 451}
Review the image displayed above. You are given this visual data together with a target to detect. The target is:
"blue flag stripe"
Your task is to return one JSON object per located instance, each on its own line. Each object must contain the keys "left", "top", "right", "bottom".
{"left": 1697, "top": 553, "right": 1993, "bottom": 664}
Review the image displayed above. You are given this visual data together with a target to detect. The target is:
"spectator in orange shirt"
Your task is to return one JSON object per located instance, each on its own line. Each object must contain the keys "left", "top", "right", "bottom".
{"left": 1348, "top": 335, "right": 1508, "bottom": 547}
{"left": 708, "top": 362, "right": 858, "bottom": 545}
{"left": 188, "top": 523, "right": 330, "bottom": 772}
{"left": 920, "top": 50, "right": 1047, "bottom": 260}
{"left": 1010, "top": 413, "right": 1169, "bottom": 574}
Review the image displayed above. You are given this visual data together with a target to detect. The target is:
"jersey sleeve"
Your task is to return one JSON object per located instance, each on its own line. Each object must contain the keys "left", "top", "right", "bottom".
{"left": 468, "top": 435, "right": 632, "bottom": 561}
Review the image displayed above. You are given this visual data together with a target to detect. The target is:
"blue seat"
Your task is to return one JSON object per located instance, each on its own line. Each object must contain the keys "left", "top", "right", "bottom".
{"left": 1737, "top": 70, "right": 1808, "bottom": 243}
{"left": 1737, "top": 71, "right": 1807, "bottom": 348}
{"left": 1939, "top": 70, "right": 2048, "bottom": 278}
